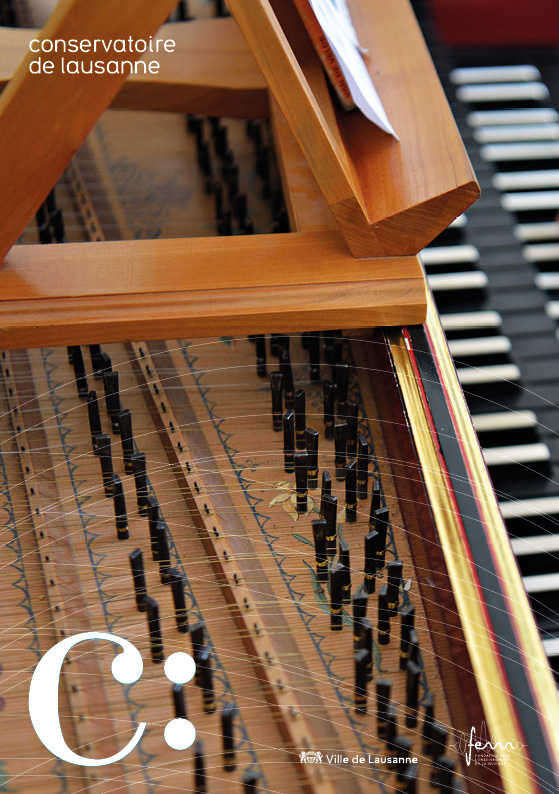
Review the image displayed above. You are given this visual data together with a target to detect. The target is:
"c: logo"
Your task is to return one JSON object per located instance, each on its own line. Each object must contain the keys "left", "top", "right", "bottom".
{"left": 29, "top": 632, "right": 146, "bottom": 767}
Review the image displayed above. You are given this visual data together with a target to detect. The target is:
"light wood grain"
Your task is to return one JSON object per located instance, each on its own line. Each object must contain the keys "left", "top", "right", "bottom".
{"left": 0, "top": 232, "right": 426, "bottom": 347}
{"left": 0, "top": 20, "right": 268, "bottom": 117}
{"left": 230, "top": 0, "right": 480, "bottom": 257}
{"left": 0, "top": 0, "right": 187, "bottom": 262}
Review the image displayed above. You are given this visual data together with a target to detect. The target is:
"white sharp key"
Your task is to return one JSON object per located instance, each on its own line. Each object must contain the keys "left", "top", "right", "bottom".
{"left": 448, "top": 336, "right": 512, "bottom": 358}
{"left": 483, "top": 442, "right": 550, "bottom": 467}
{"left": 456, "top": 364, "right": 521, "bottom": 386}
{"left": 441, "top": 311, "right": 502, "bottom": 332}
{"left": 524, "top": 243, "right": 559, "bottom": 262}
{"left": 482, "top": 142, "right": 559, "bottom": 163}
{"left": 502, "top": 191, "right": 559, "bottom": 212}
{"left": 515, "top": 222, "right": 559, "bottom": 242}
{"left": 450, "top": 214, "right": 467, "bottom": 229}
{"left": 476, "top": 125, "right": 559, "bottom": 144}
{"left": 450, "top": 65, "right": 541, "bottom": 85}
{"left": 546, "top": 301, "right": 559, "bottom": 319}
{"left": 468, "top": 108, "right": 559, "bottom": 127}
{"left": 542, "top": 638, "right": 559, "bottom": 657}
{"left": 500, "top": 496, "right": 559, "bottom": 520}
{"left": 472, "top": 410, "right": 537, "bottom": 433}
{"left": 494, "top": 170, "right": 559, "bottom": 191}
{"left": 428, "top": 272, "right": 488, "bottom": 292}
{"left": 511, "top": 535, "right": 559, "bottom": 557}
{"left": 536, "top": 273, "right": 559, "bottom": 291}
{"left": 523, "top": 573, "right": 559, "bottom": 594}
{"left": 456, "top": 83, "right": 549, "bottom": 104}
{"left": 420, "top": 245, "right": 479, "bottom": 266}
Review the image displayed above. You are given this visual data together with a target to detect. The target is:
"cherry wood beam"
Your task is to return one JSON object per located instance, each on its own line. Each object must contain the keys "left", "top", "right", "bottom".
{"left": 0, "top": 20, "right": 268, "bottom": 118}
{"left": 0, "top": 232, "right": 426, "bottom": 348}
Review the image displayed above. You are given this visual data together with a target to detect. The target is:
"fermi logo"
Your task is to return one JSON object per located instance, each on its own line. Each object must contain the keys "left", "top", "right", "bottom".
{"left": 29, "top": 632, "right": 196, "bottom": 766}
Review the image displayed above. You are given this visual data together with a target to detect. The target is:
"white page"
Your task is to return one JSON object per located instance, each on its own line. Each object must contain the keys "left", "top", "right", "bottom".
{"left": 308, "top": 0, "right": 398, "bottom": 139}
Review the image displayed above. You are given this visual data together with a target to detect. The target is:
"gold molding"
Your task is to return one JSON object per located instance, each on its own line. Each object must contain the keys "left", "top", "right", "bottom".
{"left": 388, "top": 294, "right": 558, "bottom": 793}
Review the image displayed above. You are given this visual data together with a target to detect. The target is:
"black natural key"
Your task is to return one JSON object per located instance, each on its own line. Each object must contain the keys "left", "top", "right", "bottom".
{"left": 270, "top": 334, "right": 279, "bottom": 357}
{"left": 378, "top": 584, "right": 390, "bottom": 645}
{"left": 129, "top": 549, "right": 147, "bottom": 612}
{"left": 112, "top": 475, "right": 129, "bottom": 540}
{"left": 103, "top": 370, "right": 121, "bottom": 433}
{"left": 406, "top": 661, "right": 421, "bottom": 727}
{"left": 320, "top": 471, "right": 331, "bottom": 515}
{"left": 346, "top": 399, "right": 358, "bottom": 458}
{"left": 172, "top": 683, "right": 187, "bottom": 720}
{"left": 345, "top": 459, "right": 357, "bottom": 522}
{"left": 283, "top": 411, "right": 295, "bottom": 473}
{"left": 255, "top": 335, "right": 266, "bottom": 378}
{"left": 131, "top": 453, "right": 149, "bottom": 515}
{"left": 400, "top": 606, "right": 415, "bottom": 670}
{"left": 322, "top": 493, "right": 338, "bottom": 556}
{"left": 243, "top": 771, "right": 260, "bottom": 794}
{"left": 169, "top": 568, "right": 188, "bottom": 632}
{"left": 280, "top": 349, "right": 294, "bottom": 410}
{"left": 294, "top": 389, "right": 306, "bottom": 449}
{"left": 309, "top": 333, "right": 320, "bottom": 381}
{"left": 95, "top": 434, "right": 114, "bottom": 497}
{"left": 374, "top": 507, "right": 389, "bottom": 567}
{"left": 339, "top": 539, "right": 351, "bottom": 605}
{"left": 221, "top": 702, "right": 237, "bottom": 771}
{"left": 376, "top": 679, "right": 391, "bottom": 740}
{"left": 323, "top": 331, "right": 335, "bottom": 365}
{"left": 422, "top": 694, "right": 435, "bottom": 755}
{"left": 352, "top": 592, "right": 368, "bottom": 649}
{"left": 387, "top": 560, "right": 403, "bottom": 616}
{"left": 197, "top": 647, "right": 216, "bottom": 713}
{"left": 354, "top": 648, "right": 369, "bottom": 714}
{"left": 364, "top": 530, "right": 379, "bottom": 594}
{"left": 335, "top": 362, "right": 349, "bottom": 417}
{"left": 277, "top": 334, "right": 290, "bottom": 355}
{"left": 294, "top": 452, "right": 308, "bottom": 513}
{"left": 144, "top": 595, "right": 164, "bottom": 663}
{"left": 312, "top": 519, "right": 328, "bottom": 584}
{"left": 155, "top": 520, "right": 172, "bottom": 585}
{"left": 334, "top": 422, "right": 347, "bottom": 479}
{"left": 87, "top": 391, "right": 102, "bottom": 446}
{"left": 322, "top": 380, "right": 336, "bottom": 440}
{"left": 70, "top": 346, "right": 88, "bottom": 397}
{"left": 393, "top": 737, "right": 413, "bottom": 781}
{"left": 368, "top": 480, "right": 381, "bottom": 526}
{"left": 357, "top": 436, "right": 369, "bottom": 501}
{"left": 305, "top": 428, "right": 319, "bottom": 489}
{"left": 195, "top": 740, "right": 206, "bottom": 794}
{"left": 270, "top": 372, "right": 283, "bottom": 432}
{"left": 147, "top": 495, "right": 160, "bottom": 561}
{"left": 329, "top": 563, "right": 344, "bottom": 631}
{"left": 117, "top": 410, "right": 135, "bottom": 474}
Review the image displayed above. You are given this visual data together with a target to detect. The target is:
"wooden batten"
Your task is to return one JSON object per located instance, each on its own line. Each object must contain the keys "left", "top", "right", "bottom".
{"left": 0, "top": 0, "right": 184, "bottom": 263}
{"left": 0, "top": 20, "right": 269, "bottom": 117}
{"left": 0, "top": 233, "right": 426, "bottom": 348}
{"left": 231, "top": 0, "right": 480, "bottom": 257}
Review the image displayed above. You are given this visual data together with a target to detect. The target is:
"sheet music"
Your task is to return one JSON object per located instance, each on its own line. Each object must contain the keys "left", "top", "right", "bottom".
{"left": 308, "top": 0, "right": 398, "bottom": 139}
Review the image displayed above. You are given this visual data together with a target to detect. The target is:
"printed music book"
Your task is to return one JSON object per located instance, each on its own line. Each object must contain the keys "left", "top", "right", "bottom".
{"left": 293, "top": 0, "right": 398, "bottom": 137}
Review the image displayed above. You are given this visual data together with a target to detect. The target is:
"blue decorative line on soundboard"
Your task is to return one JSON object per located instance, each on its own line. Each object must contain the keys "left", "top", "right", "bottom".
{"left": 178, "top": 340, "right": 391, "bottom": 790}
{"left": 0, "top": 378, "right": 67, "bottom": 793}
{"left": 40, "top": 349, "right": 264, "bottom": 789}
